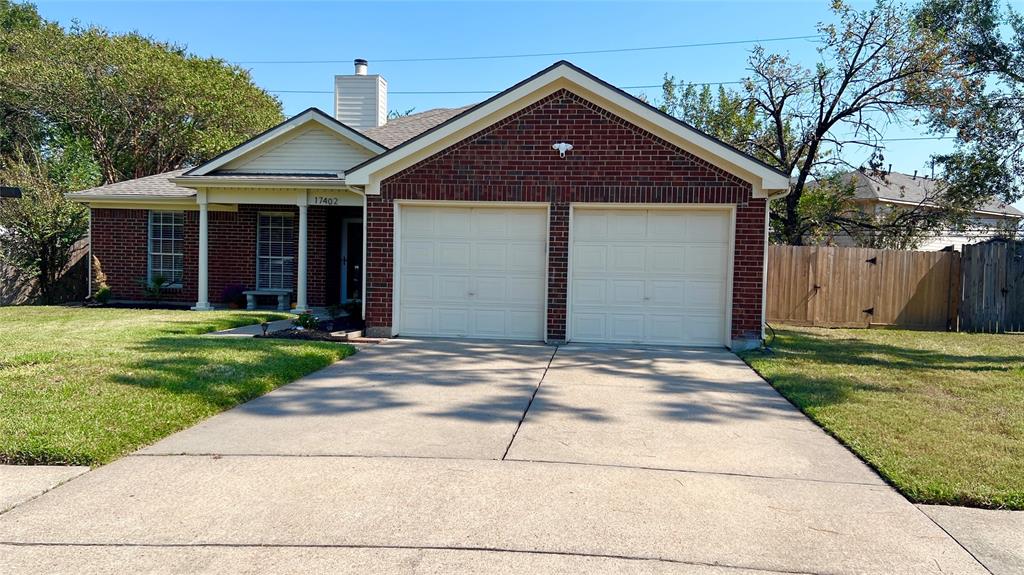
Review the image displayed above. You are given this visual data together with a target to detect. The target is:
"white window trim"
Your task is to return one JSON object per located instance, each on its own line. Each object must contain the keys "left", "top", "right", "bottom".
{"left": 147, "top": 210, "right": 184, "bottom": 289}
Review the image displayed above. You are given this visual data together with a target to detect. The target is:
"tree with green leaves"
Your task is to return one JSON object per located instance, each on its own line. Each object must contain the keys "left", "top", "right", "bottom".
{"left": 0, "top": 3, "right": 284, "bottom": 183}
{"left": 662, "top": 0, "right": 957, "bottom": 245}
{"left": 0, "top": 141, "right": 95, "bottom": 303}
{"left": 913, "top": 0, "right": 1024, "bottom": 209}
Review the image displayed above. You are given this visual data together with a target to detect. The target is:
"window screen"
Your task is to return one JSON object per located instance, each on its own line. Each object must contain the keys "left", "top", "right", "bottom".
{"left": 148, "top": 211, "right": 184, "bottom": 286}
{"left": 256, "top": 213, "right": 295, "bottom": 290}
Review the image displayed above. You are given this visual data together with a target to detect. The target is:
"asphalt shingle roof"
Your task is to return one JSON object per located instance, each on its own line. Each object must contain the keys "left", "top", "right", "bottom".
{"left": 67, "top": 169, "right": 192, "bottom": 199}
{"left": 846, "top": 170, "right": 1023, "bottom": 217}
{"left": 360, "top": 106, "right": 474, "bottom": 148}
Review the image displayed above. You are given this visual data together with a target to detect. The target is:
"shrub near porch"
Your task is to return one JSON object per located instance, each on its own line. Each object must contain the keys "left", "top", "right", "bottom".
{"left": 0, "top": 307, "right": 354, "bottom": 466}
{"left": 742, "top": 326, "right": 1024, "bottom": 509}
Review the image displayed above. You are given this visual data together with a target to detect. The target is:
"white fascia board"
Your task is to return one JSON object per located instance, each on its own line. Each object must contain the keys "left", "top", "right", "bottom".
{"left": 171, "top": 176, "right": 349, "bottom": 190}
{"left": 66, "top": 193, "right": 195, "bottom": 203}
{"left": 187, "top": 109, "right": 386, "bottom": 176}
{"left": 345, "top": 64, "right": 790, "bottom": 195}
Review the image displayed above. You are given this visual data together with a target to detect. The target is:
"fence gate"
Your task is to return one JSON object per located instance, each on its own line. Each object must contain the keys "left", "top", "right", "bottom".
{"left": 767, "top": 246, "right": 959, "bottom": 330}
{"left": 959, "top": 240, "right": 1024, "bottom": 333}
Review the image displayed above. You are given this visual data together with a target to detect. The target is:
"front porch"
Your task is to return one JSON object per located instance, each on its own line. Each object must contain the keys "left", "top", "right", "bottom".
{"left": 171, "top": 184, "right": 365, "bottom": 315}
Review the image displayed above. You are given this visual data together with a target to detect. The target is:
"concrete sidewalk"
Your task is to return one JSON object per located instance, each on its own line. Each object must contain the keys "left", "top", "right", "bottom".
{"left": 0, "top": 340, "right": 994, "bottom": 574}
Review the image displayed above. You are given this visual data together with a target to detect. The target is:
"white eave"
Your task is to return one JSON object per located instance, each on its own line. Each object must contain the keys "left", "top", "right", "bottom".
{"left": 170, "top": 175, "right": 350, "bottom": 190}
{"left": 345, "top": 61, "right": 791, "bottom": 198}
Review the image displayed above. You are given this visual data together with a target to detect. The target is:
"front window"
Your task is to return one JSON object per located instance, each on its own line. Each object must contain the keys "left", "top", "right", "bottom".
{"left": 148, "top": 211, "right": 184, "bottom": 287}
{"left": 257, "top": 212, "right": 295, "bottom": 290}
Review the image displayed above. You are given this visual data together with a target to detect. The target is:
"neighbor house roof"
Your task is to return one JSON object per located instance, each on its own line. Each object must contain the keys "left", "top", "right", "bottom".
{"left": 67, "top": 169, "right": 193, "bottom": 200}
{"left": 846, "top": 170, "right": 1024, "bottom": 218}
{"left": 360, "top": 106, "right": 474, "bottom": 148}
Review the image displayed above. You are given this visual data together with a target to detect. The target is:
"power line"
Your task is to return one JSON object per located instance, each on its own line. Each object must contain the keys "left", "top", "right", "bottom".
{"left": 236, "top": 35, "right": 821, "bottom": 65}
{"left": 269, "top": 81, "right": 744, "bottom": 96}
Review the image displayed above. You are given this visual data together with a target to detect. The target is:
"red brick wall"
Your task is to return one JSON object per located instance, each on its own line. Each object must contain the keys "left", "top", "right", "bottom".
{"left": 90, "top": 205, "right": 330, "bottom": 307}
{"left": 366, "top": 89, "right": 767, "bottom": 343}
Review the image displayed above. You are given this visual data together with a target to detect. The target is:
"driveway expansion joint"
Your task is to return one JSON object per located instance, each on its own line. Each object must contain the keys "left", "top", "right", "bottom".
{"left": 501, "top": 345, "right": 558, "bottom": 460}
{"left": 0, "top": 541, "right": 817, "bottom": 575}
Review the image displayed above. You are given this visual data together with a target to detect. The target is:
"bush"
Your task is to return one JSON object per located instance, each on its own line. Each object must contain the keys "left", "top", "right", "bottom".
{"left": 220, "top": 283, "right": 247, "bottom": 308}
{"left": 137, "top": 275, "right": 174, "bottom": 305}
{"left": 293, "top": 311, "right": 320, "bottom": 330}
{"left": 93, "top": 285, "right": 111, "bottom": 304}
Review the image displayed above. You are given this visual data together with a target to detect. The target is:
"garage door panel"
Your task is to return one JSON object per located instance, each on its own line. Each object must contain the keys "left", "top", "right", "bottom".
{"left": 508, "top": 311, "right": 544, "bottom": 338}
{"left": 572, "top": 313, "right": 606, "bottom": 340}
{"left": 610, "top": 280, "right": 645, "bottom": 305}
{"left": 686, "top": 245, "right": 728, "bottom": 275}
{"left": 686, "top": 280, "right": 725, "bottom": 310}
{"left": 403, "top": 243, "right": 434, "bottom": 267}
{"left": 436, "top": 308, "right": 470, "bottom": 335}
{"left": 472, "top": 310, "right": 507, "bottom": 336}
{"left": 473, "top": 243, "right": 508, "bottom": 270}
{"left": 437, "top": 242, "right": 471, "bottom": 268}
{"left": 574, "top": 245, "right": 608, "bottom": 273}
{"left": 685, "top": 315, "right": 726, "bottom": 345}
{"left": 572, "top": 279, "right": 606, "bottom": 306}
{"left": 687, "top": 213, "right": 730, "bottom": 243}
{"left": 648, "top": 212, "right": 688, "bottom": 242}
{"left": 507, "top": 211, "right": 547, "bottom": 238}
{"left": 648, "top": 280, "right": 686, "bottom": 307}
{"left": 609, "top": 245, "right": 646, "bottom": 272}
{"left": 574, "top": 212, "right": 608, "bottom": 241}
{"left": 610, "top": 314, "right": 644, "bottom": 341}
{"left": 508, "top": 242, "right": 546, "bottom": 270}
{"left": 608, "top": 211, "right": 646, "bottom": 239}
{"left": 570, "top": 208, "right": 730, "bottom": 347}
{"left": 436, "top": 276, "right": 470, "bottom": 302}
{"left": 402, "top": 209, "right": 436, "bottom": 237}
{"left": 400, "top": 307, "right": 434, "bottom": 334}
{"left": 435, "top": 209, "right": 472, "bottom": 238}
{"left": 648, "top": 246, "right": 685, "bottom": 274}
{"left": 473, "top": 211, "right": 509, "bottom": 239}
{"left": 401, "top": 274, "right": 436, "bottom": 301}
{"left": 399, "top": 206, "right": 546, "bottom": 340}
{"left": 503, "top": 277, "right": 545, "bottom": 303}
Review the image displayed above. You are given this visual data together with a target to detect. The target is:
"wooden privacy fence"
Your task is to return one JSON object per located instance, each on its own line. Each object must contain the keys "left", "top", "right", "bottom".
{"left": 959, "top": 240, "right": 1024, "bottom": 333}
{"left": 766, "top": 245, "right": 960, "bottom": 330}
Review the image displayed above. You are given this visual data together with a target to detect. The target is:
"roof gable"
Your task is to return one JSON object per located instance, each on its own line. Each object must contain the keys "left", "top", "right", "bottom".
{"left": 220, "top": 123, "right": 376, "bottom": 174}
{"left": 345, "top": 61, "right": 790, "bottom": 197}
{"left": 185, "top": 108, "right": 386, "bottom": 177}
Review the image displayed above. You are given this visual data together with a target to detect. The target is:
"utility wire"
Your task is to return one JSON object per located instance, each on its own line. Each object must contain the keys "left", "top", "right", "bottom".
{"left": 270, "top": 81, "right": 744, "bottom": 95}
{"left": 236, "top": 34, "right": 821, "bottom": 65}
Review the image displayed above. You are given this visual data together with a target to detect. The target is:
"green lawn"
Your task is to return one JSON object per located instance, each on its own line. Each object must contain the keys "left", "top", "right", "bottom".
{"left": 741, "top": 326, "right": 1024, "bottom": 509}
{"left": 0, "top": 307, "right": 355, "bottom": 466}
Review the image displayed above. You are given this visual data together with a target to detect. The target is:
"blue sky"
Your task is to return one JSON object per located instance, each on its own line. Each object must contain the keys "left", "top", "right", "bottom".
{"left": 35, "top": 0, "right": 1020, "bottom": 208}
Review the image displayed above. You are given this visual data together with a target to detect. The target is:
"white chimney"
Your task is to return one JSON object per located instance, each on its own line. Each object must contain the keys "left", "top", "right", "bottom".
{"left": 334, "top": 58, "right": 387, "bottom": 129}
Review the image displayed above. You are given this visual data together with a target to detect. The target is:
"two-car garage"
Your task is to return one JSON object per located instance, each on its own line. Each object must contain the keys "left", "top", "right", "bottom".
{"left": 395, "top": 203, "right": 732, "bottom": 347}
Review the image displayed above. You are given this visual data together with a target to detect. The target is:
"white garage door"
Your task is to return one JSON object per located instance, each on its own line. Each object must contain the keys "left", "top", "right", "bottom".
{"left": 570, "top": 208, "right": 730, "bottom": 346}
{"left": 398, "top": 205, "right": 546, "bottom": 340}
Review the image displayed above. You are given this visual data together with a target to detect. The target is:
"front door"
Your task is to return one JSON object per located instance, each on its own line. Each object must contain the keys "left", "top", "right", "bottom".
{"left": 341, "top": 218, "right": 363, "bottom": 303}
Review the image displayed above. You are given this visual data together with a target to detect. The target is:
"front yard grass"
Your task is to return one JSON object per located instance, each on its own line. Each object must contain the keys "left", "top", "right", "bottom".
{"left": 741, "top": 326, "right": 1024, "bottom": 509}
{"left": 0, "top": 306, "right": 355, "bottom": 466}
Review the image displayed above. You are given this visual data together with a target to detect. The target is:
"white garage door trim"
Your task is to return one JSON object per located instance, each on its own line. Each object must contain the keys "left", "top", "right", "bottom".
{"left": 393, "top": 200, "right": 550, "bottom": 341}
{"left": 567, "top": 203, "right": 735, "bottom": 347}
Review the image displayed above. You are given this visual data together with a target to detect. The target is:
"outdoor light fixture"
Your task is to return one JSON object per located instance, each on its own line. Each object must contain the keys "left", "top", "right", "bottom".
{"left": 552, "top": 142, "right": 573, "bottom": 158}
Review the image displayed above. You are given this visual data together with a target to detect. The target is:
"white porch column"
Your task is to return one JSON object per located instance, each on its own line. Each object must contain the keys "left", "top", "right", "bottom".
{"left": 192, "top": 195, "right": 213, "bottom": 311}
{"left": 295, "top": 202, "right": 309, "bottom": 313}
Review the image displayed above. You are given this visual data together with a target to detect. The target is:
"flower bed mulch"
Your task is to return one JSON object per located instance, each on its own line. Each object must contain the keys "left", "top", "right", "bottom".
{"left": 256, "top": 328, "right": 350, "bottom": 342}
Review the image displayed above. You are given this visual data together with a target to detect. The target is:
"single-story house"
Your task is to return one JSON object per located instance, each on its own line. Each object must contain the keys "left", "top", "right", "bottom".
{"left": 69, "top": 60, "right": 790, "bottom": 350}
{"left": 827, "top": 169, "right": 1023, "bottom": 251}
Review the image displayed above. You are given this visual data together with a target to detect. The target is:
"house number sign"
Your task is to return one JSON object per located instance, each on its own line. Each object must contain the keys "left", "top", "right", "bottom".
{"left": 312, "top": 196, "right": 340, "bottom": 206}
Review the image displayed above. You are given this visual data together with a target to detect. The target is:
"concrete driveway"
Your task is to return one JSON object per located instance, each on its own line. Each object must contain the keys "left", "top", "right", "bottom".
{"left": 0, "top": 340, "right": 989, "bottom": 574}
